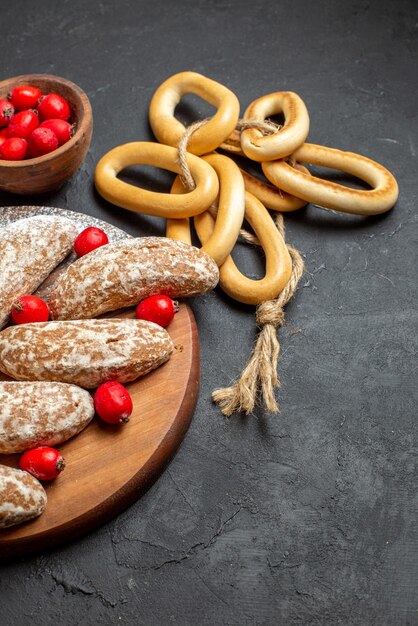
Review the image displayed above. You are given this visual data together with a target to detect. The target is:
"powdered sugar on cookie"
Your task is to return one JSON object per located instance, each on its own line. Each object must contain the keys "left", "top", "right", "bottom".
{"left": 0, "top": 319, "right": 174, "bottom": 388}
{"left": 0, "top": 215, "right": 78, "bottom": 328}
{"left": 47, "top": 237, "right": 219, "bottom": 320}
{"left": 0, "top": 381, "right": 94, "bottom": 453}
{"left": 0, "top": 465, "right": 47, "bottom": 529}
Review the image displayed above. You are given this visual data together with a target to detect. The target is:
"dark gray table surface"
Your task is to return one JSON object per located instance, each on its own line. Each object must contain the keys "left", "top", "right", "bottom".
{"left": 0, "top": 1, "right": 416, "bottom": 624}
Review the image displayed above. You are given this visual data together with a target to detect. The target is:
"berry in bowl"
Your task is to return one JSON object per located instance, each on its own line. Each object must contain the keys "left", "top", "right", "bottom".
{"left": 0, "top": 74, "right": 93, "bottom": 194}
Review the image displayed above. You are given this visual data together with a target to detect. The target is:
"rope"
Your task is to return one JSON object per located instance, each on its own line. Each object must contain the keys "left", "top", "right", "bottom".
{"left": 176, "top": 118, "right": 304, "bottom": 416}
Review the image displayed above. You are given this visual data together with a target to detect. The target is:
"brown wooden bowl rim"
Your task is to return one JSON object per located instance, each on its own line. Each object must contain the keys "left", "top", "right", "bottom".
{"left": 0, "top": 73, "right": 92, "bottom": 168}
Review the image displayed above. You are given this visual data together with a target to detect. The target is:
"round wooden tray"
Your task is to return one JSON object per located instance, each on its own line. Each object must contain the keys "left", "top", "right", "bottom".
{"left": 0, "top": 207, "right": 199, "bottom": 558}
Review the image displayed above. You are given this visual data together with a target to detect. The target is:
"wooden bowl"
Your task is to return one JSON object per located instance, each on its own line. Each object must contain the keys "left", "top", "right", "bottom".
{"left": 0, "top": 74, "right": 93, "bottom": 194}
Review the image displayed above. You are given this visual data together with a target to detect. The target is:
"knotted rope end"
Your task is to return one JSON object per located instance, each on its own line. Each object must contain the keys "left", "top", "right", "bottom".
{"left": 212, "top": 248, "right": 305, "bottom": 418}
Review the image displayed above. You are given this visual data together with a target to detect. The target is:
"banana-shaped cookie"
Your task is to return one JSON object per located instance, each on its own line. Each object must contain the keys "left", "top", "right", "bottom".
{"left": 0, "top": 319, "right": 173, "bottom": 388}
{"left": 0, "top": 465, "right": 47, "bottom": 529}
{"left": 47, "top": 237, "right": 219, "bottom": 320}
{"left": 0, "top": 216, "right": 77, "bottom": 329}
{"left": 0, "top": 381, "right": 94, "bottom": 453}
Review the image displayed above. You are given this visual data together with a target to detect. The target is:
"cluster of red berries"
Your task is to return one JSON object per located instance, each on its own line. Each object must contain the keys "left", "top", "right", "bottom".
{"left": 0, "top": 85, "right": 73, "bottom": 161}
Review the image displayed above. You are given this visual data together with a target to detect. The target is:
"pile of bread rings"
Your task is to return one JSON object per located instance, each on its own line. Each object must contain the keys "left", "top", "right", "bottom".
{"left": 94, "top": 71, "right": 399, "bottom": 306}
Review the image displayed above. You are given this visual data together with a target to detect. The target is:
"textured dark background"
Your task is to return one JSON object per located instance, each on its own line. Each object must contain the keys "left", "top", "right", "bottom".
{"left": 0, "top": 1, "right": 417, "bottom": 624}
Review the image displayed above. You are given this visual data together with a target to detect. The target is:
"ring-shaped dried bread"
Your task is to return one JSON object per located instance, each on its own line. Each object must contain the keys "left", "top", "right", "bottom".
{"left": 165, "top": 212, "right": 192, "bottom": 246}
{"left": 240, "top": 92, "right": 310, "bottom": 162}
{"left": 230, "top": 157, "right": 310, "bottom": 212}
{"left": 262, "top": 143, "right": 399, "bottom": 216}
{"left": 149, "top": 71, "right": 240, "bottom": 155}
{"left": 166, "top": 152, "right": 245, "bottom": 266}
{"left": 198, "top": 153, "right": 245, "bottom": 265}
{"left": 194, "top": 191, "right": 292, "bottom": 305}
{"left": 240, "top": 166, "right": 308, "bottom": 212}
{"left": 218, "top": 139, "right": 309, "bottom": 211}
{"left": 94, "top": 141, "right": 219, "bottom": 218}
{"left": 219, "top": 128, "right": 246, "bottom": 156}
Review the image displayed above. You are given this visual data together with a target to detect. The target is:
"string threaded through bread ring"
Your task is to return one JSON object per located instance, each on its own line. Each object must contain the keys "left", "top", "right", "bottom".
{"left": 194, "top": 190, "right": 293, "bottom": 305}
{"left": 240, "top": 91, "right": 310, "bottom": 162}
{"left": 149, "top": 71, "right": 240, "bottom": 155}
{"left": 167, "top": 152, "right": 246, "bottom": 267}
{"left": 94, "top": 141, "right": 219, "bottom": 218}
{"left": 237, "top": 165, "right": 309, "bottom": 212}
{"left": 219, "top": 119, "right": 310, "bottom": 212}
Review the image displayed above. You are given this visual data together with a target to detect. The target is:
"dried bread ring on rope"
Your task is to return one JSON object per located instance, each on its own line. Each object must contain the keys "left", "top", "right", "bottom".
{"left": 166, "top": 153, "right": 246, "bottom": 267}
{"left": 240, "top": 92, "right": 310, "bottom": 162}
{"left": 166, "top": 214, "right": 192, "bottom": 245}
{"left": 198, "top": 153, "right": 245, "bottom": 265}
{"left": 218, "top": 154, "right": 310, "bottom": 212}
{"left": 218, "top": 137, "right": 309, "bottom": 211}
{"left": 219, "top": 128, "right": 246, "bottom": 156}
{"left": 149, "top": 71, "right": 240, "bottom": 155}
{"left": 94, "top": 141, "right": 219, "bottom": 218}
{"left": 262, "top": 143, "right": 399, "bottom": 216}
{"left": 194, "top": 191, "right": 292, "bottom": 305}
{"left": 239, "top": 166, "right": 309, "bottom": 212}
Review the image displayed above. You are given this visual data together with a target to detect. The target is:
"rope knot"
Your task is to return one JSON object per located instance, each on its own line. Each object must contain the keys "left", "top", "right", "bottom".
{"left": 256, "top": 301, "right": 285, "bottom": 328}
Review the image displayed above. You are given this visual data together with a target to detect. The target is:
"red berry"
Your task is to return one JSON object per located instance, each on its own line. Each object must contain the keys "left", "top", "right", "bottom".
{"left": 0, "top": 98, "right": 14, "bottom": 127}
{"left": 9, "top": 85, "right": 42, "bottom": 110}
{"left": 74, "top": 226, "right": 109, "bottom": 257}
{"left": 11, "top": 295, "right": 50, "bottom": 324}
{"left": 135, "top": 294, "right": 178, "bottom": 327}
{"left": 0, "top": 136, "right": 6, "bottom": 149}
{"left": 7, "top": 109, "right": 39, "bottom": 139}
{"left": 0, "top": 127, "right": 9, "bottom": 137}
{"left": 37, "top": 93, "right": 70, "bottom": 121}
{"left": 0, "top": 137, "right": 28, "bottom": 160}
{"left": 19, "top": 446, "right": 65, "bottom": 481}
{"left": 40, "top": 118, "right": 73, "bottom": 146}
{"left": 94, "top": 381, "right": 133, "bottom": 424}
{"left": 27, "top": 126, "right": 59, "bottom": 157}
